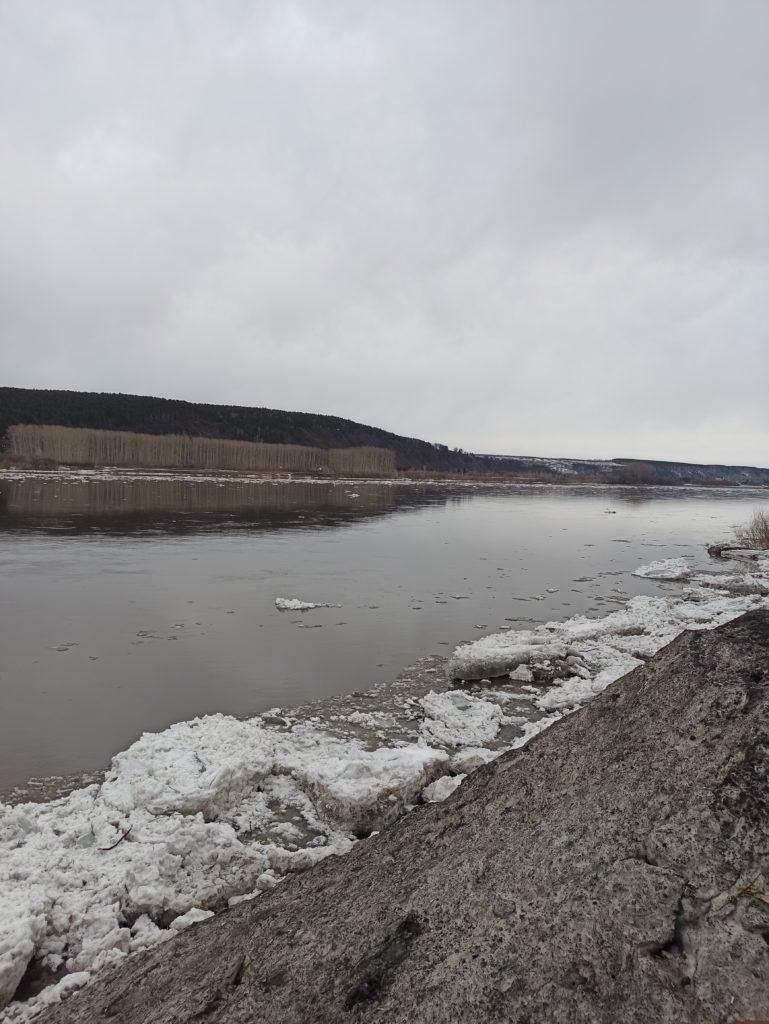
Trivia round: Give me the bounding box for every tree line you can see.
[6,425,396,477]
[0,387,458,471]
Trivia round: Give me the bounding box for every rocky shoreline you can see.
[38,610,769,1023]
[1,548,767,1022]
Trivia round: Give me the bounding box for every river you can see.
[0,469,763,791]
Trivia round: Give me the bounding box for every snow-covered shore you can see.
[1,550,768,1021]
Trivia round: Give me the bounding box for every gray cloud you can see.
[1,0,767,464]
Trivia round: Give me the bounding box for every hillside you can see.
[1,387,768,484]
[0,387,470,474]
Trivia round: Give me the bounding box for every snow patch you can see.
[419,691,503,747]
[449,748,498,772]
[0,713,452,1017]
[422,775,466,803]
[169,908,214,933]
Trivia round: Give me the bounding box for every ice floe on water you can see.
[0,715,449,1019]
[448,557,769,722]
[419,691,506,747]
[274,597,342,611]
[1,550,768,1020]
[631,557,692,580]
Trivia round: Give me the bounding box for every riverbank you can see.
[37,610,769,1023]
[3,464,769,488]
[1,546,767,1020]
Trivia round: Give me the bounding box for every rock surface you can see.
[41,611,769,1024]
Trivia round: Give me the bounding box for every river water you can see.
[0,470,764,791]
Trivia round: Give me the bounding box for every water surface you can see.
[0,471,762,790]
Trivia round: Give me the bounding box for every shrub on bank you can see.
[735,508,769,548]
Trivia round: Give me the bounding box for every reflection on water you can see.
[0,475,468,535]
[1,473,754,534]
[0,472,764,792]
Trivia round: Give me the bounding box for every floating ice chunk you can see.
[101,715,275,818]
[169,907,214,932]
[691,572,769,597]
[475,689,516,703]
[2,717,420,1011]
[448,580,769,694]
[420,691,503,747]
[422,774,466,803]
[631,558,692,580]
[275,597,341,611]
[447,637,569,681]
[283,734,449,834]
[344,710,400,730]
[707,545,764,562]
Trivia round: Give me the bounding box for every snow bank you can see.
[448,558,769,725]
[447,636,571,682]
[0,715,450,1018]
[276,727,449,835]
[422,775,466,803]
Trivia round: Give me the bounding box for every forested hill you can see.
[0,387,472,473]
[1,387,768,484]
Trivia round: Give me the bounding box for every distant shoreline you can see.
[3,387,768,485]
[2,465,768,489]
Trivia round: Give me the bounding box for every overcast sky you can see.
[1,1,767,465]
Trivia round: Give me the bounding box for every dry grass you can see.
[735,508,769,549]
[6,424,396,477]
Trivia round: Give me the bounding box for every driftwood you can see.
[97,826,132,852]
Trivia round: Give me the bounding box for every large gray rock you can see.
[42,611,769,1023]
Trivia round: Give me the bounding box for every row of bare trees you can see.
[6,425,396,477]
